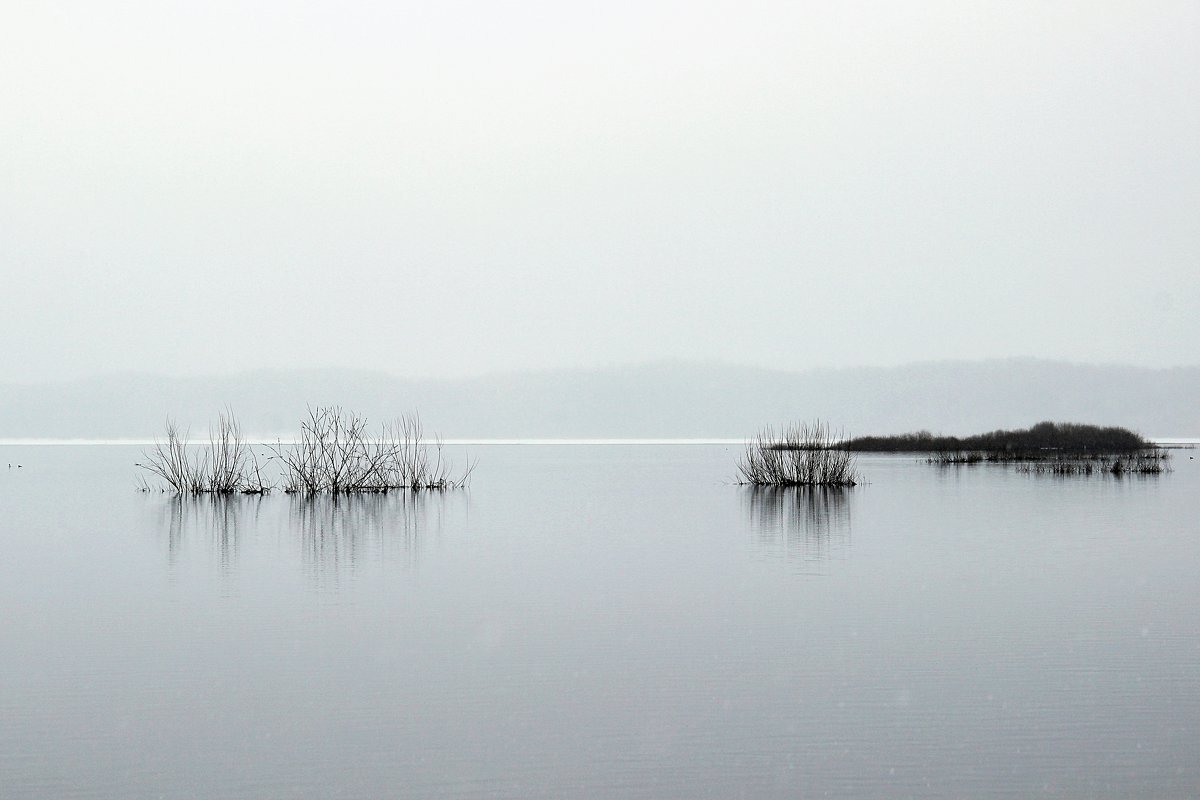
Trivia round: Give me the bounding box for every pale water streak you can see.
[1,444,1198,798]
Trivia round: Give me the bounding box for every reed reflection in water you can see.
[744,485,852,570]
[158,494,266,576]
[151,491,468,585]
[291,491,464,584]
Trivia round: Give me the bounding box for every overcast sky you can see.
[1,1,1196,383]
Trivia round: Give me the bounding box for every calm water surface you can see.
[1,444,1197,798]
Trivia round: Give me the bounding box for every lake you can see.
[1,443,1198,798]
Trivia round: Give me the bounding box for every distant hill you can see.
[1,359,1197,439]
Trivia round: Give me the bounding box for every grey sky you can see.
[2,1,1196,383]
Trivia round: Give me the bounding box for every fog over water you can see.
[2,1,1197,382]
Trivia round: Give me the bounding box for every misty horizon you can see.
[3,1,1197,384]
[5,354,1200,389]
[3,359,1198,440]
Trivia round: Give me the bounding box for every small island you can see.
[837,421,1169,475]
[839,421,1149,455]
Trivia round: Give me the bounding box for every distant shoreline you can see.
[2,438,1195,447]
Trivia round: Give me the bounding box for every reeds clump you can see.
[738,421,858,487]
[272,407,473,495]
[137,409,269,494]
[139,407,471,495]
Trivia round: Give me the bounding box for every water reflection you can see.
[149,491,467,585]
[157,494,266,577]
[291,492,462,585]
[744,486,852,570]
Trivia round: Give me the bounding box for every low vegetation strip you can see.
[1015,454,1169,476]
[837,420,1171,476]
[840,421,1151,455]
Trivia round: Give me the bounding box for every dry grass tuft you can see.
[737,421,859,487]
